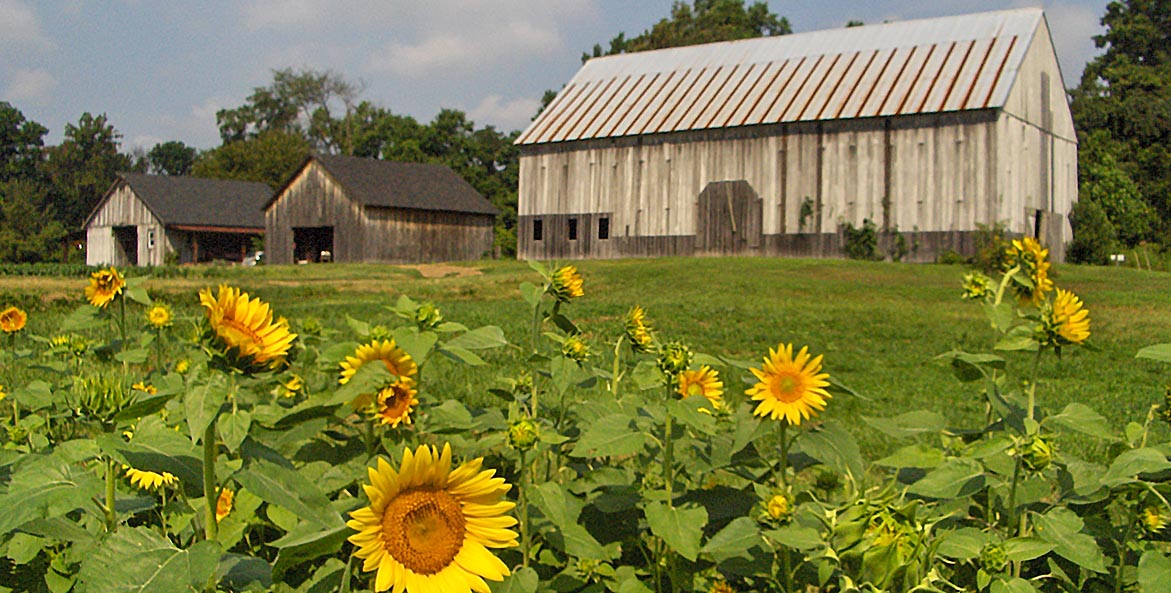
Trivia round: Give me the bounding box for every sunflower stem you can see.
[104,455,117,533]
[202,418,219,542]
[1026,349,1042,421]
[1115,499,1140,593]
[777,422,789,487]
[663,387,675,507]
[364,420,377,458]
[528,299,543,419]
[611,336,623,398]
[518,449,532,569]
[339,550,356,593]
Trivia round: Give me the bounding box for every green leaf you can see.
[519,281,542,308]
[1003,538,1053,561]
[437,345,487,366]
[12,380,53,410]
[0,454,102,534]
[1033,507,1107,573]
[701,517,761,562]
[344,314,370,338]
[61,305,103,331]
[936,528,994,560]
[115,347,151,364]
[444,326,507,350]
[763,524,823,551]
[862,411,946,439]
[940,351,1006,383]
[631,360,664,391]
[215,554,272,592]
[218,410,252,454]
[1139,550,1171,592]
[983,301,1016,333]
[96,425,203,494]
[270,524,350,580]
[873,444,945,469]
[570,414,648,458]
[667,396,718,435]
[1100,448,1171,487]
[529,482,582,526]
[556,523,611,559]
[797,421,864,481]
[990,577,1039,593]
[236,459,340,530]
[392,327,437,366]
[1137,344,1171,364]
[185,374,228,444]
[78,527,221,593]
[124,278,153,306]
[645,502,707,562]
[1045,403,1115,440]
[496,566,539,593]
[424,400,475,433]
[995,334,1040,352]
[326,362,393,407]
[907,457,985,499]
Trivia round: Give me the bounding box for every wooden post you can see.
[193,234,200,263]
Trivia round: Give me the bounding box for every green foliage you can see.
[842,218,880,260]
[973,221,1012,274]
[1079,131,1155,246]
[0,101,48,183]
[0,180,67,263]
[147,140,198,176]
[1067,197,1116,265]
[191,129,309,190]
[40,112,133,230]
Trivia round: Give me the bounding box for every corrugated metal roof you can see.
[517,8,1042,145]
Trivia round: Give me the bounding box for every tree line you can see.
[0,0,1165,264]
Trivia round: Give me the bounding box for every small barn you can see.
[516,8,1077,262]
[264,155,497,264]
[85,173,271,266]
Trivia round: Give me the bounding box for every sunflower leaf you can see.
[391,327,437,367]
[236,459,340,530]
[1139,550,1171,592]
[645,502,707,562]
[569,414,647,458]
[496,566,539,593]
[1137,344,1171,364]
[78,527,221,593]
[797,421,865,481]
[186,374,228,445]
[444,325,507,350]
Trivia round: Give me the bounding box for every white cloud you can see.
[0,0,52,52]
[468,95,541,130]
[5,68,57,105]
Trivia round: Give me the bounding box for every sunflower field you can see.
[1,243,1171,593]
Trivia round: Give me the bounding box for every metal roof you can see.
[517,8,1043,145]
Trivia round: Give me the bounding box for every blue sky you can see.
[1,1,1109,151]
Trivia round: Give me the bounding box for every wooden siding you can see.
[266,160,494,264]
[86,183,170,266]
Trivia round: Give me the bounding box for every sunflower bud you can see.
[414,302,443,330]
[507,417,540,452]
[72,375,129,421]
[624,306,656,354]
[1142,505,1170,535]
[548,265,584,303]
[960,272,993,302]
[561,334,590,363]
[513,371,533,396]
[764,491,795,524]
[175,359,191,374]
[978,542,1009,573]
[1159,385,1171,428]
[1019,435,1054,472]
[657,342,693,378]
[368,325,394,342]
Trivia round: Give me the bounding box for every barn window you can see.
[532,219,543,241]
[598,217,610,240]
[568,218,579,241]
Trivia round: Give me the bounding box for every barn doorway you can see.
[695,180,762,255]
[113,226,138,266]
[293,226,334,263]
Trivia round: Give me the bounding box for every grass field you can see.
[2,257,1169,458]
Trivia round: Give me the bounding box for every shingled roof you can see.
[272,155,497,216]
[518,8,1047,145]
[87,173,272,229]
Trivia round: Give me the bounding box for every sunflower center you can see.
[770,372,805,403]
[376,383,414,425]
[381,488,466,575]
[686,382,705,397]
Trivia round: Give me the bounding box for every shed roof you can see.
[85,173,272,230]
[277,155,497,216]
[517,8,1044,145]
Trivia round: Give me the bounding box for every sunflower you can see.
[347,443,518,593]
[216,488,234,522]
[677,366,723,407]
[199,285,297,370]
[710,581,737,593]
[624,306,655,353]
[146,302,173,328]
[1004,237,1053,305]
[746,343,831,426]
[131,382,158,395]
[373,380,419,427]
[561,334,590,362]
[961,272,993,302]
[1050,289,1090,345]
[340,340,418,385]
[125,466,178,491]
[0,306,27,333]
[85,267,125,308]
[0,384,6,402]
[277,374,304,398]
[548,265,584,302]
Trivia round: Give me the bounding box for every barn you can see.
[516,8,1077,262]
[263,155,497,264]
[84,173,271,266]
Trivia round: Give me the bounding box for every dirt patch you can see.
[405,264,484,279]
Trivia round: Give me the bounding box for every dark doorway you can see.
[695,180,763,255]
[293,226,334,263]
[113,226,138,266]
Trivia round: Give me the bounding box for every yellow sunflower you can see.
[373,380,419,427]
[347,443,518,593]
[677,366,724,407]
[131,382,158,395]
[624,306,655,353]
[340,340,418,385]
[125,466,178,491]
[216,488,234,522]
[85,267,125,308]
[0,384,6,401]
[561,334,590,362]
[746,344,831,426]
[146,302,173,328]
[549,265,584,302]
[1050,288,1090,344]
[199,285,297,370]
[0,306,27,333]
[1004,237,1053,305]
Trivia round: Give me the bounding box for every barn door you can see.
[695,180,762,255]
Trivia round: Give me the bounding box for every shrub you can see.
[1068,198,1116,265]
[842,218,880,260]
[972,221,1011,273]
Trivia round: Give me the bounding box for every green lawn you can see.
[2,257,1169,458]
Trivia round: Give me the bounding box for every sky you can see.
[1,0,1110,152]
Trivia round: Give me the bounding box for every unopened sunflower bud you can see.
[561,334,590,362]
[1159,385,1171,428]
[548,265,584,303]
[624,306,656,353]
[507,417,540,452]
[765,491,794,524]
[979,542,1009,573]
[414,303,443,330]
[368,325,394,342]
[1142,506,1170,535]
[961,272,993,302]
[1020,435,1054,472]
[657,342,693,377]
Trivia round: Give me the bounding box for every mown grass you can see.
[2,257,1169,459]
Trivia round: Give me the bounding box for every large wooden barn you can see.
[516,8,1077,262]
[264,155,497,264]
[85,173,271,266]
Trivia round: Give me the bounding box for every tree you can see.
[1070,0,1171,237]
[0,101,48,183]
[192,129,309,190]
[1078,131,1154,247]
[582,0,791,61]
[0,179,66,262]
[41,113,132,230]
[148,141,197,176]
[1067,196,1116,265]
[216,68,362,154]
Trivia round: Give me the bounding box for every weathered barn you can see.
[516,8,1077,262]
[85,173,271,266]
[264,155,497,264]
